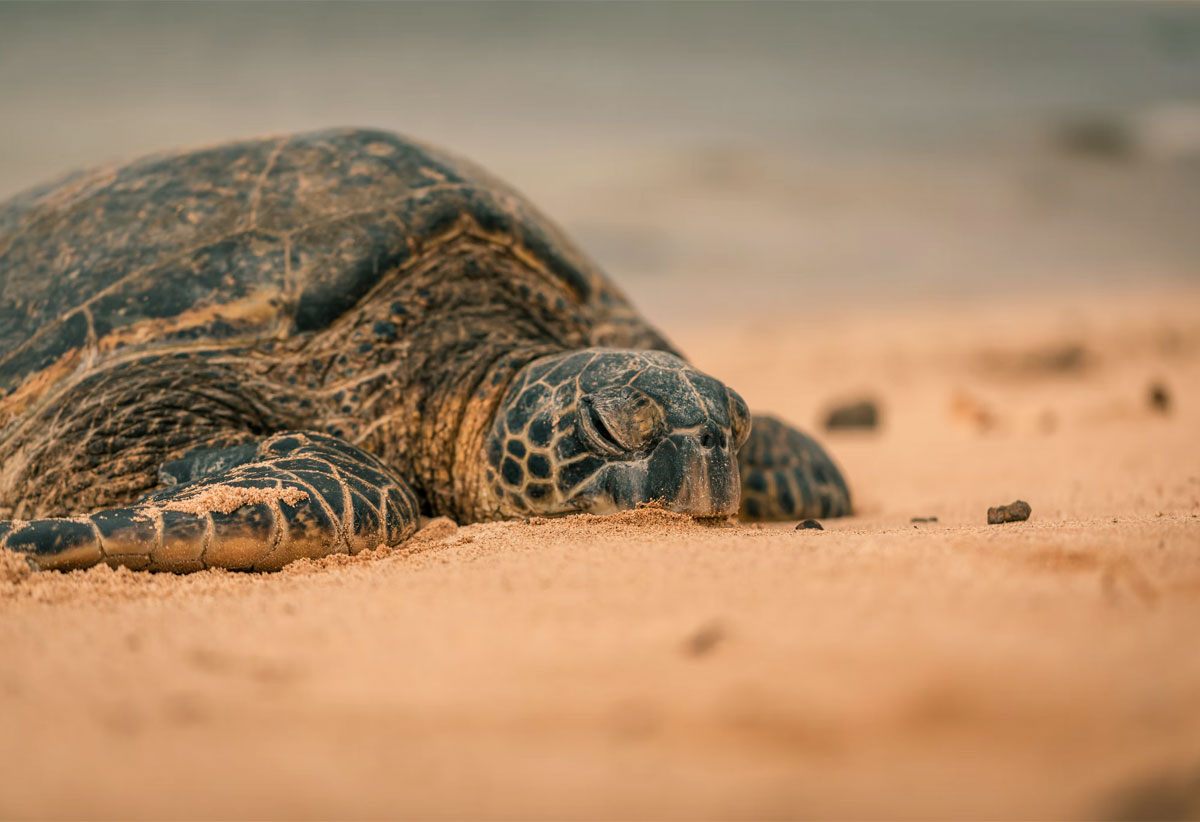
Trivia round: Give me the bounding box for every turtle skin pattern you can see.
[737,415,852,521]
[483,348,751,518]
[1,432,418,572]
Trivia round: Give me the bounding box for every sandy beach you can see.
[2,289,1198,819]
[3,4,1200,817]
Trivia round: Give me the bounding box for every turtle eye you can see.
[578,387,664,456]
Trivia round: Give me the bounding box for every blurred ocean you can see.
[2,2,1198,322]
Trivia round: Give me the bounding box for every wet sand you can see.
[2,290,1198,819]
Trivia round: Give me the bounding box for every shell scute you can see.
[291,211,411,333]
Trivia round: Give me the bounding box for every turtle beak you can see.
[579,425,741,518]
[643,429,740,517]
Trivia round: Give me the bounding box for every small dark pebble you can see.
[987,500,1031,525]
[1054,115,1136,161]
[1031,343,1088,373]
[1149,382,1171,414]
[1099,763,1200,821]
[796,519,824,530]
[911,516,939,523]
[823,399,879,431]
[683,621,726,657]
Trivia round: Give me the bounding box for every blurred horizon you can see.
[2,1,1198,324]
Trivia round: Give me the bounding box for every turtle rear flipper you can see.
[0,431,419,572]
[737,415,852,521]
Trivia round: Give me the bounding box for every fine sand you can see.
[4,6,1200,817]
[2,289,1198,819]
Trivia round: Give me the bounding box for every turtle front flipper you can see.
[0,432,419,572]
[737,415,852,521]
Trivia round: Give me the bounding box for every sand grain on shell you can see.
[160,484,308,516]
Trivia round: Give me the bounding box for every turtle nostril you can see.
[699,424,726,450]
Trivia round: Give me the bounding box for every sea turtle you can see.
[0,128,850,572]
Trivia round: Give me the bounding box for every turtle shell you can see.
[0,128,631,399]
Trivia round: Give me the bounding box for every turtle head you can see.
[483,349,751,518]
